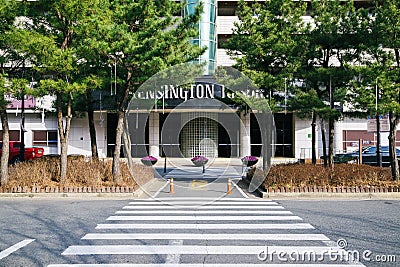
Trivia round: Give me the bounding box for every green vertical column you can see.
[184,0,217,74]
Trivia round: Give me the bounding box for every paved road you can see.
[0,198,127,267]
[278,200,400,267]
[0,176,398,266]
[40,197,362,266]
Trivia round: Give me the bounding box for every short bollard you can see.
[227,178,232,194]
[169,178,175,194]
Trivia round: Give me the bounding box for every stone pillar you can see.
[148,112,160,157]
[240,112,251,157]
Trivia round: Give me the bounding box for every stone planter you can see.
[192,160,208,167]
[243,159,258,167]
[141,159,158,166]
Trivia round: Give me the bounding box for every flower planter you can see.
[141,159,157,166]
[141,156,158,166]
[243,159,258,167]
[191,156,209,173]
[241,156,258,167]
[192,160,208,167]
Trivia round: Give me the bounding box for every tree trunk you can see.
[0,108,10,186]
[388,111,399,181]
[311,111,317,165]
[328,117,335,170]
[112,72,131,184]
[87,90,98,159]
[112,110,125,184]
[57,92,72,184]
[321,119,327,167]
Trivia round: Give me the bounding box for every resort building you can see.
[1,0,396,161]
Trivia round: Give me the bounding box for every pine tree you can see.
[84,0,204,183]
[21,0,105,183]
[0,0,22,186]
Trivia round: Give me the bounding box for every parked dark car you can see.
[334,146,400,166]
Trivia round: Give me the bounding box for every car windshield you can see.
[364,147,376,154]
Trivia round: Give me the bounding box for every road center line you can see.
[0,239,35,260]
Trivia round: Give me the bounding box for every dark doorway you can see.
[107,112,149,157]
[250,113,262,156]
[107,113,118,157]
[250,113,294,157]
[218,123,231,157]
[274,113,293,157]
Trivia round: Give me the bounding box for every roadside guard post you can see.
[169,178,174,194]
[227,178,232,194]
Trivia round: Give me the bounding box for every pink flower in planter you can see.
[191,156,208,162]
[241,156,258,162]
[141,156,158,161]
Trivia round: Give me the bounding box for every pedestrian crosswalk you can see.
[48,198,365,266]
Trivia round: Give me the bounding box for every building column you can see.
[334,120,343,154]
[148,112,160,157]
[240,112,251,157]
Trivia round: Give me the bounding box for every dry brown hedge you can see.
[4,155,154,190]
[248,163,400,190]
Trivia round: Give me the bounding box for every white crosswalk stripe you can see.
[82,233,330,241]
[48,198,365,266]
[106,215,303,220]
[95,223,315,230]
[48,265,365,267]
[122,205,283,209]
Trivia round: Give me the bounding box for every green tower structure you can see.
[184,0,217,74]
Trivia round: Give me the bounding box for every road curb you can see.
[261,192,400,199]
[240,177,400,199]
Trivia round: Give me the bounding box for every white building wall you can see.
[341,116,390,150]
[67,112,108,158]
[217,49,236,66]
[295,116,397,160]
[216,16,238,34]
[294,116,313,159]
[1,111,108,158]
[3,111,59,155]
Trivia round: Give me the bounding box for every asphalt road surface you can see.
[0,197,398,267]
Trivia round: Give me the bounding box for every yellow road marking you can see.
[190,180,208,190]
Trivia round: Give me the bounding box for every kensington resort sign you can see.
[132,83,265,101]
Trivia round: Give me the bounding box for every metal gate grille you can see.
[180,112,218,158]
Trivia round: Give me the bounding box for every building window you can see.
[0,130,20,141]
[33,130,58,147]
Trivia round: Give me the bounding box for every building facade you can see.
[2,0,399,160]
